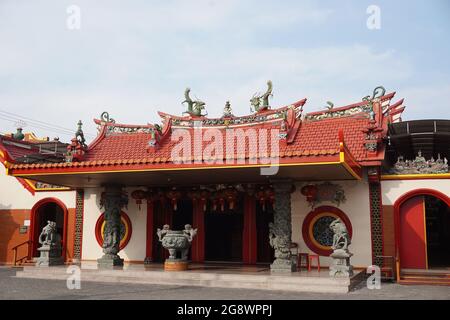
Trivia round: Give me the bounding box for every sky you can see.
[0,0,449,141]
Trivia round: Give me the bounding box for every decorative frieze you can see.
[300,182,346,208]
[389,151,448,175]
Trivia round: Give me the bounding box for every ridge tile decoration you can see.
[5,86,406,173]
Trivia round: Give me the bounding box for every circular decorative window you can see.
[95,211,132,250]
[302,206,352,256]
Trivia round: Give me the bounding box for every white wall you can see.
[381,179,450,205]
[81,187,147,262]
[291,180,373,268]
[0,164,76,210]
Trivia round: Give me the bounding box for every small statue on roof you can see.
[222,100,234,118]
[363,86,386,102]
[75,120,87,149]
[182,88,207,117]
[325,101,334,110]
[250,80,273,113]
[100,112,115,123]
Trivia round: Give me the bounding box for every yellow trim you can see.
[23,179,70,192]
[0,150,4,158]
[423,199,428,270]
[13,161,343,176]
[308,212,340,251]
[339,143,345,162]
[338,142,362,180]
[341,162,361,180]
[12,148,362,180]
[381,173,450,180]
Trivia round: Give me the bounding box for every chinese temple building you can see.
[1,84,449,284]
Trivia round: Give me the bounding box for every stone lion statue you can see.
[330,218,351,251]
[38,221,61,247]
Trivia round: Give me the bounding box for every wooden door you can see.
[400,196,428,269]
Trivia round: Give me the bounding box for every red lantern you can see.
[166,188,182,211]
[223,188,238,210]
[131,190,146,210]
[301,184,318,203]
[200,190,210,212]
[265,188,275,206]
[256,187,267,211]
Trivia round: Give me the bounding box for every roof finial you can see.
[250,80,273,113]
[12,127,25,141]
[75,120,87,148]
[182,88,207,117]
[222,100,234,118]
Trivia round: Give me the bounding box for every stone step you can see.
[16,266,363,293]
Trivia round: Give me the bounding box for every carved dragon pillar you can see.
[97,185,128,268]
[269,180,296,272]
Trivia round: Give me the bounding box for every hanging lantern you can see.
[199,190,210,212]
[166,188,182,211]
[301,184,318,203]
[131,190,146,210]
[224,187,238,210]
[256,188,267,211]
[265,188,275,206]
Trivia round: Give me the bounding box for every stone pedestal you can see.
[36,245,64,267]
[164,259,188,271]
[329,249,353,278]
[97,253,124,269]
[269,180,296,273]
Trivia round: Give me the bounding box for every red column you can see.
[145,200,154,263]
[191,200,205,262]
[242,195,257,264]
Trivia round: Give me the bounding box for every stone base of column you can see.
[270,258,296,273]
[97,254,124,269]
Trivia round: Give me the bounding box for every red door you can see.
[399,196,428,269]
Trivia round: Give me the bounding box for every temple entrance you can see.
[425,196,450,268]
[256,202,274,263]
[399,194,450,270]
[205,208,243,262]
[30,199,66,259]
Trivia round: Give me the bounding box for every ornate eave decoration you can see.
[301,182,346,208]
[389,152,449,175]
[305,86,386,122]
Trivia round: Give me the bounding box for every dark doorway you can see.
[256,202,274,263]
[32,201,65,257]
[205,206,243,262]
[425,195,450,268]
[172,198,193,230]
[152,198,193,262]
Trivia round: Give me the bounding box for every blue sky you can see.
[0,0,449,140]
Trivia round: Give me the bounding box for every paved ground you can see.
[1,267,449,300]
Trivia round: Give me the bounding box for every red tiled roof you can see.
[8,93,406,171]
[0,136,39,161]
